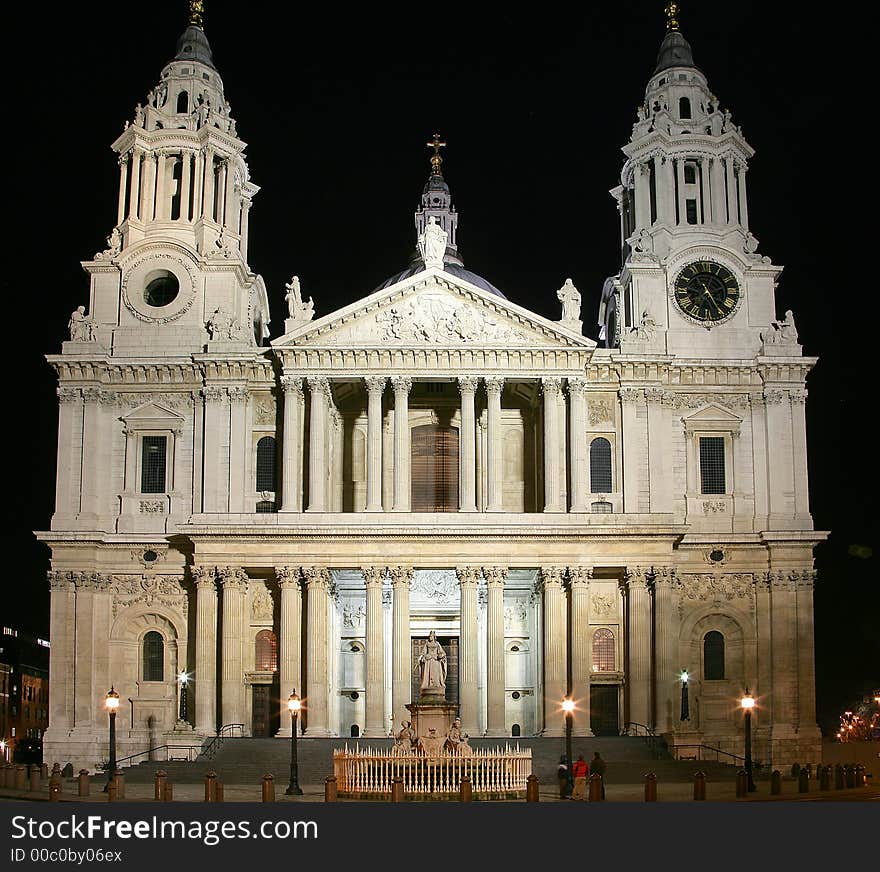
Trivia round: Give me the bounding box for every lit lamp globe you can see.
[105,687,120,711]
[562,699,575,715]
[741,691,755,711]
[288,692,301,715]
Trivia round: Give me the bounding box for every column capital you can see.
[274,566,302,588]
[482,566,507,587]
[619,387,644,404]
[647,566,677,590]
[202,385,226,403]
[485,376,504,395]
[191,566,217,589]
[47,570,76,592]
[361,566,386,588]
[458,376,479,393]
[391,375,412,394]
[306,376,331,398]
[388,565,414,587]
[301,566,331,589]
[567,377,588,397]
[624,566,650,588]
[540,566,566,587]
[280,375,303,397]
[217,566,248,589]
[568,566,594,585]
[541,376,562,395]
[645,387,666,404]
[455,566,481,587]
[365,376,387,395]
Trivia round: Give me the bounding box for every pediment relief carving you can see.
[122,401,186,425]
[681,403,742,424]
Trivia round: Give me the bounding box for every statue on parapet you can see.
[761,309,798,346]
[557,278,581,323]
[418,217,447,270]
[284,275,315,329]
[67,305,94,342]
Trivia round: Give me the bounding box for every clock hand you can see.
[700,282,722,314]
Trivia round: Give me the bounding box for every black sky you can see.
[2,2,874,734]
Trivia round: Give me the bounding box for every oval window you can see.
[143,271,180,307]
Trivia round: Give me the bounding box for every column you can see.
[725,156,738,226]
[675,157,687,225]
[330,409,343,511]
[219,567,246,730]
[737,162,750,230]
[155,151,167,220]
[53,387,81,522]
[655,153,673,224]
[458,377,478,512]
[275,567,302,737]
[646,387,671,512]
[764,389,794,522]
[484,566,507,736]
[228,386,248,512]
[128,149,142,220]
[362,567,386,736]
[390,566,413,730]
[709,157,726,225]
[790,390,810,521]
[627,567,652,730]
[698,157,710,223]
[769,571,798,740]
[485,377,504,512]
[568,378,588,513]
[569,567,593,736]
[302,566,331,736]
[240,201,251,260]
[191,147,203,222]
[201,386,227,512]
[391,376,412,512]
[280,376,304,512]
[224,159,238,229]
[116,153,129,225]
[201,148,215,221]
[540,567,567,735]
[73,576,95,727]
[365,377,386,512]
[307,377,329,512]
[634,161,651,229]
[180,150,192,221]
[620,387,644,513]
[795,571,818,736]
[542,377,563,512]
[651,568,679,734]
[456,567,480,735]
[217,160,227,224]
[47,573,76,732]
[193,567,218,734]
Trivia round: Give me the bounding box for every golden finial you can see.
[426,133,447,177]
[665,2,680,32]
[189,0,205,28]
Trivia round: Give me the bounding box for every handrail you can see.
[623,722,656,737]
[197,723,245,761]
[623,722,669,759]
[672,743,747,765]
[104,744,202,769]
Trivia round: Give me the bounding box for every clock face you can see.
[673,260,740,324]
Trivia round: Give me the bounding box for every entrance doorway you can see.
[251,684,279,737]
[411,635,459,704]
[590,685,620,736]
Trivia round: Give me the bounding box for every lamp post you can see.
[103,686,119,792]
[562,698,575,772]
[741,688,756,792]
[177,671,188,722]
[679,670,690,722]
[285,690,303,796]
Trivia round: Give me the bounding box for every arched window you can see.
[592,628,615,672]
[411,425,459,511]
[590,438,613,493]
[142,631,164,681]
[256,436,277,492]
[703,631,725,680]
[679,96,692,119]
[255,630,277,672]
[511,723,521,737]
[176,90,189,113]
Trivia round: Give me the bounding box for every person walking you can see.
[591,751,606,799]
[571,754,589,801]
[557,755,571,799]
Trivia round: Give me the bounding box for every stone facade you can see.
[37,12,824,772]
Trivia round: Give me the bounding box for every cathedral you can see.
[38,2,824,773]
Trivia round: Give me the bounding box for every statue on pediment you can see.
[419,217,447,269]
[558,278,581,323]
[284,275,315,328]
[67,305,94,342]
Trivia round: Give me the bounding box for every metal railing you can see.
[107,744,202,770]
[623,722,669,759]
[672,744,747,766]
[197,724,245,761]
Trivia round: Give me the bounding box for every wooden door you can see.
[590,685,620,736]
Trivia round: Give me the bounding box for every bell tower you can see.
[599,3,789,360]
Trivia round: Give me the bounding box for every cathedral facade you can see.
[38,5,824,772]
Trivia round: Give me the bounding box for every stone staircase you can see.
[121,735,741,787]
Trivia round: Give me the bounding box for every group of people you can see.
[557,752,606,801]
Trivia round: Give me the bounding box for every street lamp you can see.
[285,690,303,796]
[562,698,575,773]
[741,689,756,792]
[103,686,120,792]
[0,739,7,762]
[177,671,188,722]
[680,670,690,721]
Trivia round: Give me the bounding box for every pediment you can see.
[122,402,185,427]
[271,268,596,351]
[682,403,742,424]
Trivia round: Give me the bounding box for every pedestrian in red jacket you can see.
[571,754,590,800]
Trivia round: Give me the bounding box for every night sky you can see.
[3,2,874,735]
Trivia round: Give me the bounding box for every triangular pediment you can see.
[682,403,743,424]
[122,402,185,425]
[271,268,596,351]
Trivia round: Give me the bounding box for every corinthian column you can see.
[569,566,593,736]
[306,377,330,511]
[458,377,478,512]
[568,378,588,513]
[302,566,331,736]
[456,567,480,734]
[483,566,507,736]
[275,567,302,737]
[541,377,564,512]
[485,377,504,512]
[362,566,386,737]
[218,567,247,731]
[390,566,413,730]
[193,567,218,735]
[391,376,412,512]
[280,376,304,512]
[627,567,652,730]
[364,377,386,512]
[541,567,568,735]
[651,567,679,734]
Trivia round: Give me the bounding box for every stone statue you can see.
[155,82,167,108]
[134,103,145,126]
[762,309,799,346]
[444,717,463,755]
[67,305,93,342]
[417,630,447,697]
[557,278,581,323]
[632,310,658,341]
[418,217,447,269]
[394,720,417,753]
[206,307,241,341]
[284,275,315,327]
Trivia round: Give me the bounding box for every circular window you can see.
[143,550,158,563]
[512,691,521,700]
[143,271,180,307]
[511,645,520,652]
[709,549,725,563]
[350,691,359,701]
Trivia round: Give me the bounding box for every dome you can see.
[375,262,506,298]
[654,29,696,73]
[174,25,216,69]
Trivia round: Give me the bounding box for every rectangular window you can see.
[686,199,698,224]
[684,163,697,184]
[141,436,168,493]
[699,437,726,494]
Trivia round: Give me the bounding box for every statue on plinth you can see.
[417,630,447,698]
[393,720,417,754]
[418,217,447,270]
[444,717,464,755]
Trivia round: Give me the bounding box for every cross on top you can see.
[427,133,446,175]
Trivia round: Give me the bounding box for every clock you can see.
[673,260,740,324]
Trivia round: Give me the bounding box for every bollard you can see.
[107,781,118,802]
[834,764,845,790]
[204,770,217,802]
[526,773,539,802]
[78,770,90,797]
[216,780,224,803]
[855,764,866,787]
[154,770,167,802]
[14,765,27,791]
[459,775,472,803]
[262,774,275,803]
[324,775,338,803]
[798,769,809,793]
[49,778,61,802]
[29,766,41,793]
[644,772,657,802]
[391,776,404,803]
[113,770,125,800]
[770,770,781,795]
[164,782,173,801]
[736,770,748,798]
[844,764,855,789]
[693,771,706,801]
[40,763,48,780]
[62,763,74,779]
[589,773,604,802]
[51,762,61,777]
[819,765,830,791]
